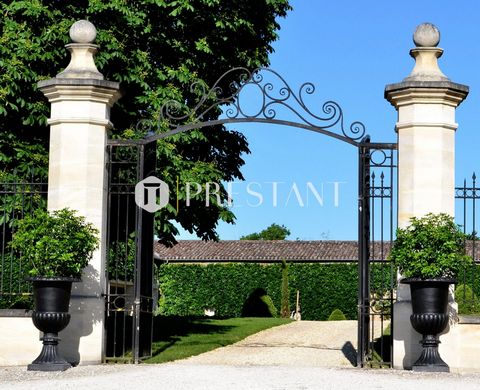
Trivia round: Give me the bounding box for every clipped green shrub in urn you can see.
[11,208,98,371]
[389,213,472,372]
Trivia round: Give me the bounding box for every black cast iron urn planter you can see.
[401,277,454,372]
[27,277,79,371]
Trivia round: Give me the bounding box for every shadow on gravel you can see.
[150,316,235,360]
[146,316,290,363]
[152,316,234,342]
[372,333,392,365]
[341,341,357,367]
[340,334,392,368]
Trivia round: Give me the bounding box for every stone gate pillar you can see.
[37,20,120,364]
[385,23,468,369]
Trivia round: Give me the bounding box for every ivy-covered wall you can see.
[158,262,395,321]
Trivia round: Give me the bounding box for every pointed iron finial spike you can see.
[380,172,385,180]
[371,172,376,180]
[473,172,476,181]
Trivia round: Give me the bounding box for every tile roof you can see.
[154,240,480,263]
[154,240,393,262]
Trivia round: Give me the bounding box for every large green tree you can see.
[240,223,291,240]
[0,0,291,245]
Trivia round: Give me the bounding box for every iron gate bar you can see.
[104,141,156,363]
[357,140,397,367]
[370,146,396,367]
[142,118,361,146]
[357,136,371,367]
[104,143,137,362]
[133,141,156,363]
[455,174,480,321]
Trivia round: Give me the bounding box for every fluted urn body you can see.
[402,278,453,372]
[27,277,78,371]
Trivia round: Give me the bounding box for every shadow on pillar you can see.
[58,265,103,365]
[395,295,457,369]
[393,301,422,369]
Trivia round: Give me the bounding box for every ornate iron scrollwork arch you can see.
[134,67,367,146]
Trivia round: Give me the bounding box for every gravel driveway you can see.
[178,320,359,367]
[2,320,480,390]
[3,364,480,390]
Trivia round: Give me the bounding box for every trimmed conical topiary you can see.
[328,308,347,321]
[260,294,278,318]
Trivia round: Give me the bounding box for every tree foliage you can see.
[0,0,291,245]
[240,223,291,240]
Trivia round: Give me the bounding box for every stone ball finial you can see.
[69,20,97,44]
[413,23,440,47]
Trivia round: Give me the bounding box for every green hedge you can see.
[158,262,395,321]
[455,284,480,315]
[457,264,480,300]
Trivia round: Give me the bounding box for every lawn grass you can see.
[145,316,291,364]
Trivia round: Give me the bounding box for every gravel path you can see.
[178,320,359,367]
[2,320,480,389]
[3,364,480,390]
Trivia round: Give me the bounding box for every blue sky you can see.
[177,0,480,241]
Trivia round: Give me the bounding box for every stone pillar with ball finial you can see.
[37,20,121,365]
[385,23,468,370]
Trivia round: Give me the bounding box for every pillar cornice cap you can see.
[385,80,468,93]
[38,77,120,90]
[385,81,468,108]
[37,78,121,106]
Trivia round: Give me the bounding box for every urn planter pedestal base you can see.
[28,331,71,371]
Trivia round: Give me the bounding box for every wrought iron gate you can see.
[357,138,397,367]
[102,67,397,366]
[455,174,480,318]
[104,140,156,363]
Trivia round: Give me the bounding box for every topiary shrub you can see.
[328,308,347,321]
[242,288,278,318]
[455,284,480,315]
[389,213,472,279]
[260,294,278,318]
[10,208,99,278]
